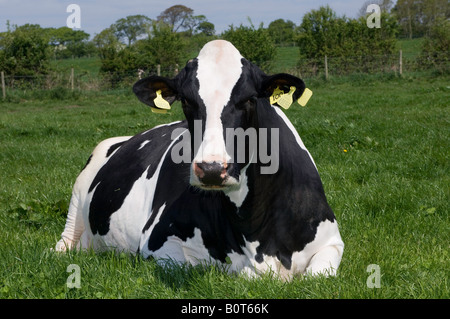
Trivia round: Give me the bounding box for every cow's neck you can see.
[227,104,313,237]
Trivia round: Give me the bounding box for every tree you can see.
[157,5,194,32]
[267,19,296,45]
[0,24,51,76]
[47,27,89,46]
[112,15,151,46]
[97,20,186,85]
[358,0,394,17]
[420,0,450,35]
[297,6,398,59]
[222,22,276,72]
[139,21,186,73]
[296,6,342,59]
[93,27,123,59]
[416,17,449,73]
[296,6,398,75]
[393,0,422,38]
[183,15,215,36]
[197,21,215,36]
[393,0,449,38]
[47,27,92,58]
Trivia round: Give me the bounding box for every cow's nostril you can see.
[225,162,234,177]
[194,162,205,178]
[195,162,227,186]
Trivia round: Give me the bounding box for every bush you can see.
[296,6,399,75]
[222,23,276,72]
[0,24,52,76]
[137,21,186,76]
[416,18,450,74]
[98,21,185,87]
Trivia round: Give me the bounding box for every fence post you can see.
[1,71,5,100]
[324,55,329,80]
[70,67,74,90]
[157,64,161,76]
[399,50,403,75]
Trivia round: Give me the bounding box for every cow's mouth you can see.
[199,184,226,190]
[191,174,239,191]
[190,161,239,190]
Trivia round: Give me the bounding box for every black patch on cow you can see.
[106,141,127,157]
[147,186,246,263]
[235,99,335,270]
[141,135,246,262]
[88,121,188,235]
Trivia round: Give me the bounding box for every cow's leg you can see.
[142,236,187,267]
[305,244,343,276]
[55,190,85,252]
[302,219,344,277]
[55,136,132,252]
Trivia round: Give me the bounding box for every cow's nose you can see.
[194,161,230,186]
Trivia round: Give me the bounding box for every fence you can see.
[1,50,448,99]
[275,50,449,79]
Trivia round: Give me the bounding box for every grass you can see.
[0,69,449,299]
[396,38,425,60]
[273,47,300,73]
[51,56,102,77]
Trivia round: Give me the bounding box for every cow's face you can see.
[133,40,305,191]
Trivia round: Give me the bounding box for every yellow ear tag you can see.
[297,88,313,107]
[276,86,296,110]
[270,86,284,105]
[153,89,171,110]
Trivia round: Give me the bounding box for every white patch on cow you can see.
[223,162,251,207]
[148,228,221,267]
[194,40,243,164]
[272,106,317,170]
[104,166,154,252]
[138,140,151,150]
[226,239,259,275]
[151,234,186,265]
[225,239,288,279]
[182,228,214,265]
[225,220,343,280]
[291,219,344,277]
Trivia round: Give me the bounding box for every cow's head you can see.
[133,40,305,190]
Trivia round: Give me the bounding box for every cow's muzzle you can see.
[192,161,234,189]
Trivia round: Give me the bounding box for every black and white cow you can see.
[55,40,344,279]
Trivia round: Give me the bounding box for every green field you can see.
[0,60,449,298]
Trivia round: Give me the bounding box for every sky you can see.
[0,0,382,37]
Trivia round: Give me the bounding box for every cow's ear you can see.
[260,74,307,108]
[133,76,178,111]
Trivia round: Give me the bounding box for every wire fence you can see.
[0,65,178,93]
[278,50,449,79]
[1,50,448,99]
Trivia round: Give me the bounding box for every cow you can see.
[55,40,344,280]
